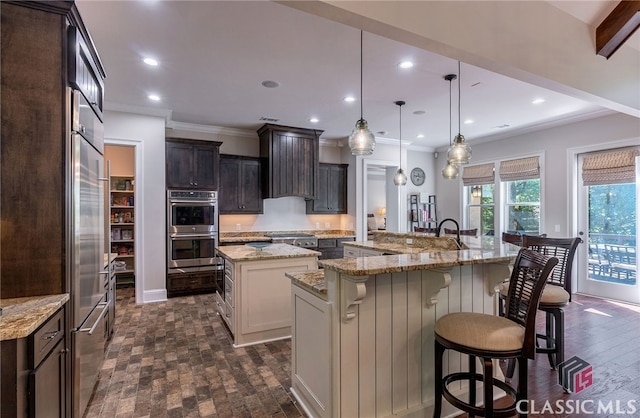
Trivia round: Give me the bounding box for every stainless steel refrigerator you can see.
[69,88,108,417]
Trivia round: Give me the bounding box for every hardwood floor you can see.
[85,288,640,418]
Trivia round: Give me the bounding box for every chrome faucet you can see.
[436,218,462,249]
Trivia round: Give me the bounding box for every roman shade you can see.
[499,156,540,181]
[582,148,640,186]
[462,163,495,186]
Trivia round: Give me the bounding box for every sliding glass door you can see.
[577,149,639,304]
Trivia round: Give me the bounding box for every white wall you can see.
[434,112,640,236]
[105,111,166,303]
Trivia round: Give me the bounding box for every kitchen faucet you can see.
[435,218,462,249]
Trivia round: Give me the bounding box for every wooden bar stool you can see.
[433,249,558,418]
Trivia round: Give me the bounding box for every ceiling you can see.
[76,0,634,151]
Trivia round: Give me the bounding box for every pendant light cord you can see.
[449,76,452,146]
[360,30,363,120]
[457,60,461,135]
[399,103,402,165]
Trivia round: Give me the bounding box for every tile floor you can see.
[84,288,305,418]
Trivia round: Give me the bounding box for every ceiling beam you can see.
[596,0,640,59]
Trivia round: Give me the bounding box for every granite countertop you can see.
[319,247,519,276]
[286,270,327,301]
[0,294,69,341]
[217,243,321,262]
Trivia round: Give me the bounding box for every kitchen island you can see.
[216,243,320,347]
[288,242,520,418]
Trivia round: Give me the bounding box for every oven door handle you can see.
[169,201,215,206]
[170,233,217,239]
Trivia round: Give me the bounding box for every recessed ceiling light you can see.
[309,117,319,123]
[416,134,425,139]
[532,98,545,104]
[464,119,474,124]
[413,110,426,115]
[143,57,159,66]
[261,80,280,88]
[398,61,414,69]
[344,96,356,103]
[148,94,161,101]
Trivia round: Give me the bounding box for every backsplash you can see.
[219,196,352,232]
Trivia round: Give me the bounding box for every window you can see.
[467,184,495,236]
[504,178,540,234]
[500,156,541,234]
[462,163,495,236]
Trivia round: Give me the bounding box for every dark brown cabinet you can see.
[258,124,322,199]
[317,237,355,259]
[219,155,263,214]
[167,270,219,298]
[1,305,67,418]
[306,163,348,214]
[166,138,222,190]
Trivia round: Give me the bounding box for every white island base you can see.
[290,257,513,418]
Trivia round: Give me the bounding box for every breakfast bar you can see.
[288,243,520,418]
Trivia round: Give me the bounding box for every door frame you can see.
[105,138,145,304]
[568,138,639,304]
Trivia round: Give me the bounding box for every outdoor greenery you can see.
[589,183,637,245]
[506,179,540,233]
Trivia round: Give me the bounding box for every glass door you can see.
[577,151,639,304]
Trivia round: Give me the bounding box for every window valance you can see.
[462,163,495,186]
[499,156,540,181]
[582,148,639,185]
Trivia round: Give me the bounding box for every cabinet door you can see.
[166,141,194,188]
[240,159,263,213]
[30,338,66,418]
[270,131,317,198]
[307,164,347,214]
[219,157,242,213]
[328,164,347,213]
[193,143,219,190]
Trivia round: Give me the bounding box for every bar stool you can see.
[498,235,581,378]
[433,249,558,418]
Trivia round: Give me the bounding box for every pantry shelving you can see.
[110,175,135,287]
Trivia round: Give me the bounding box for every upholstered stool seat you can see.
[499,282,569,305]
[435,313,525,352]
[433,249,559,418]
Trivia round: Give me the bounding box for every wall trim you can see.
[143,289,168,304]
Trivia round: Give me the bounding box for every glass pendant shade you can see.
[447,133,472,165]
[394,168,407,186]
[442,161,459,179]
[349,119,376,155]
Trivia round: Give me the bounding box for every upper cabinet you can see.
[166,138,222,190]
[306,163,348,214]
[1,1,105,298]
[219,155,263,214]
[258,124,322,199]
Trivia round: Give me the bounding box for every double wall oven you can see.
[167,190,220,273]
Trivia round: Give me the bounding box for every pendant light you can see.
[447,61,472,165]
[348,30,375,156]
[393,100,407,186]
[442,74,459,179]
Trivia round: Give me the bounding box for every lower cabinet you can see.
[167,270,218,298]
[1,305,67,418]
[220,256,318,347]
[317,237,355,259]
[343,244,383,258]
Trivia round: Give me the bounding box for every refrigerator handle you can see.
[75,300,109,335]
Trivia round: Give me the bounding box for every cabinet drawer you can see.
[31,308,65,367]
[224,300,234,333]
[343,247,359,258]
[317,239,336,248]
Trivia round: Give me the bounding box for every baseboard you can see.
[143,288,167,303]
